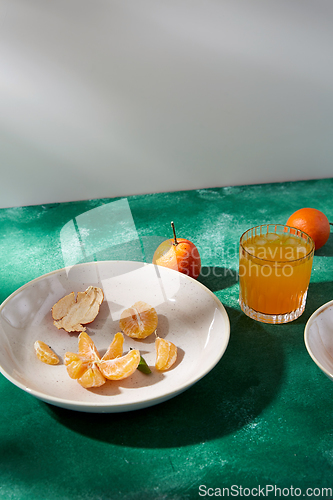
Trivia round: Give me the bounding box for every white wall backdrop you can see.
[1,0,333,208]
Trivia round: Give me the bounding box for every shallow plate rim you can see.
[304,299,333,379]
[0,261,230,412]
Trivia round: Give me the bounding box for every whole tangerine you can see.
[286,208,331,250]
[153,222,201,279]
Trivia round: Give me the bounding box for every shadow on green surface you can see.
[198,266,238,292]
[45,305,285,448]
[291,280,333,326]
[314,232,333,257]
[44,269,332,450]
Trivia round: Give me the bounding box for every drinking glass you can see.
[239,224,315,324]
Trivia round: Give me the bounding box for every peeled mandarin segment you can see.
[78,331,101,361]
[64,351,80,366]
[34,341,59,365]
[155,337,177,371]
[99,349,141,380]
[101,332,124,361]
[66,360,87,380]
[64,353,87,379]
[78,365,106,388]
[119,301,158,339]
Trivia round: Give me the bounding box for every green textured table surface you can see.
[1,178,333,500]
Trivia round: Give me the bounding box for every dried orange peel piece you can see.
[52,286,104,333]
[119,301,158,339]
[155,337,177,371]
[34,340,60,365]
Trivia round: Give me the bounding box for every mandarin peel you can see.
[52,286,104,333]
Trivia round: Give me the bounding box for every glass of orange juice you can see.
[239,224,315,324]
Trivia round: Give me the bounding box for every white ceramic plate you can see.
[304,300,333,380]
[0,261,230,412]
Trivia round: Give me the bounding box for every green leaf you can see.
[137,355,151,374]
[130,348,151,374]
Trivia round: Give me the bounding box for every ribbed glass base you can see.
[239,295,306,324]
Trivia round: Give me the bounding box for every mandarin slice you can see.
[34,340,60,365]
[64,332,141,388]
[119,301,158,339]
[78,331,101,361]
[99,349,140,380]
[78,365,106,388]
[101,332,124,361]
[65,332,105,387]
[64,351,80,366]
[155,337,177,371]
[64,352,87,379]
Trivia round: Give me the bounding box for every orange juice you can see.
[239,225,314,323]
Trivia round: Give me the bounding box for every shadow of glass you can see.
[44,306,284,448]
[198,266,238,292]
[292,280,333,325]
